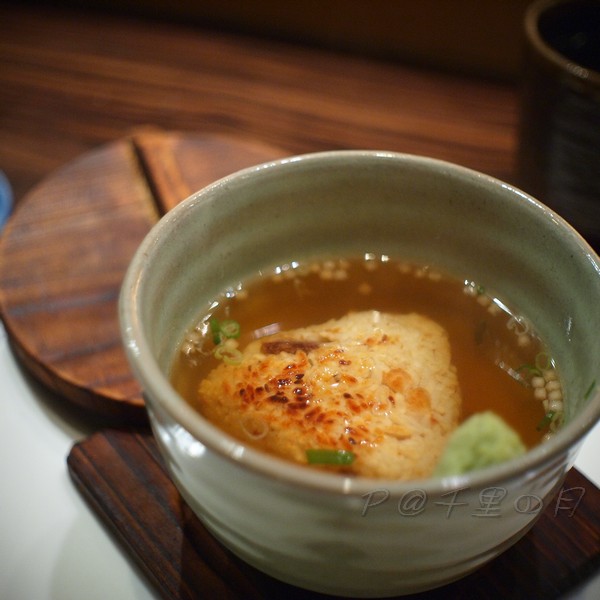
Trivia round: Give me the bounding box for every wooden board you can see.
[68,429,600,600]
[0,130,286,423]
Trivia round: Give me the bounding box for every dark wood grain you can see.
[131,128,287,216]
[12,0,532,79]
[0,2,519,425]
[68,429,600,600]
[0,3,518,207]
[0,130,285,422]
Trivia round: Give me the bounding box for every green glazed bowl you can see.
[120,151,600,597]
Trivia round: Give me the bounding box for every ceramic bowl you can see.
[119,151,600,597]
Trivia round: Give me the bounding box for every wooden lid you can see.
[0,129,285,423]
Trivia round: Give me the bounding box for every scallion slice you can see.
[536,410,556,431]
[306,448,356,466]
[214,345,243,365]
[516,363,542,378]
[209,317,222,345]
[209,317,241,345]
[220,319,241,339]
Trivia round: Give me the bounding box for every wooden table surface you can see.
[1,1,519,422]
[3,5,600,600]
[0,3,518,206]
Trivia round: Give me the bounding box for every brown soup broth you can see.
[171,256,563,448]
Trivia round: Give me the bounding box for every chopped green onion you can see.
[536,410,556,431]
[306,448,356,466]
[209,318,222,345]
[209,317,241,344]
[516,363,542,378]
[214,345,243,365]
[516,353,554,381]
[220,319,241,339]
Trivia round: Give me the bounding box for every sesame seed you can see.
[549,398,563,412]
[477,294,491,307]
[548,390,563,403]
[545,380,561,392]
[531,376,546,389]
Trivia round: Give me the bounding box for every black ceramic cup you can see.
[517,0,600,252]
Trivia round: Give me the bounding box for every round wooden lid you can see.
[0,130,285,423]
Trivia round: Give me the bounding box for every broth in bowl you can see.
[171,254,563,479]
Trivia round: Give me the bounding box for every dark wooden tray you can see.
[68,429,600,600]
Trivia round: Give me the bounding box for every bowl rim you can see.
[120,149,600,497]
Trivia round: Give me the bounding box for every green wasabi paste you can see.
[434,411,527,477]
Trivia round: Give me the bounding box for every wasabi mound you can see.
[434,411,526,476]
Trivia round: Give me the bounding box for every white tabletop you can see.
[1,319,599,599]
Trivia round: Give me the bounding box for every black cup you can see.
[517,0,600,252]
